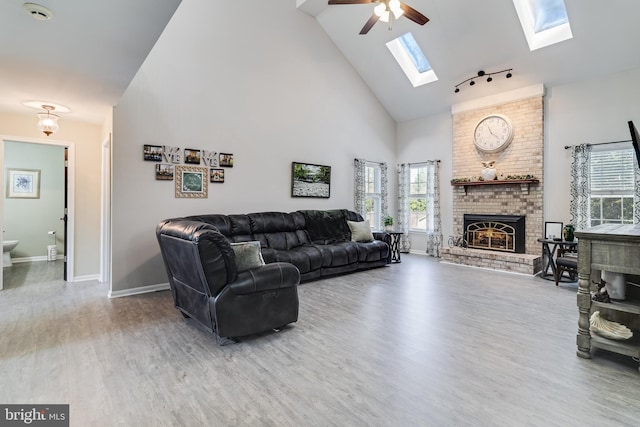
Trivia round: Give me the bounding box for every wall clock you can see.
[473,114,514,153]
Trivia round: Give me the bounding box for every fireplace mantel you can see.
[451,179,539,195]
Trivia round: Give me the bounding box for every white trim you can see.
[100,134,112,285]
[11,256,64,263]
[108,282,170,298]
[451,84,545,115]
[408,249,428,256]
[0,135,76,286]
[74,274,100,282]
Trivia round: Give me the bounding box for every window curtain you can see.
[397,163,411,252]
[569,144,592,230]
[425,160,442,258]
[380,162,388,220]
[354,158,366,218]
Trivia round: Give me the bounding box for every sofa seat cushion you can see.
[353,240,389,263]
[314,242,358,267]
[261,245,322,274]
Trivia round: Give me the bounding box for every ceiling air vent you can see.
[23,3,54,21]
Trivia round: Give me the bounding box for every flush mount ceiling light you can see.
[37,105,59,136]
[23,3,54,21]
[454,69,513,93]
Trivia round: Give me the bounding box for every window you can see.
[589,148,636,226]
[365,162,381,229]
[409,164,435,231]
[513,0,572,51]
[386,32,437,87]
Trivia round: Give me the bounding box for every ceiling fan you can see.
[328,0,429,35]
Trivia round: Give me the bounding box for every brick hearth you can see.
[447,93,544,275]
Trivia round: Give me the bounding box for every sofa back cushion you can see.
[248,212,310,250]
[300,209,351,244]
[184,214,254,242]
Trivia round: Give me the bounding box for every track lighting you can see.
[454,69,513,93]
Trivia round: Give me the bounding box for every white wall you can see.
[545,67,640,226]
[111,0,397,293]
[396,112,453,252]
[0,112,103,278]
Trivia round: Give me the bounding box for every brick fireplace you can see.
[442,91,544,275]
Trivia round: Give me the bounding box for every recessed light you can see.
[23,3,54,21]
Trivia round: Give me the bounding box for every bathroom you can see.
[3,140,65,277]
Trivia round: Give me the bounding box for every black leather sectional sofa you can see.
[156,209,390,343]
[173,209,391,282]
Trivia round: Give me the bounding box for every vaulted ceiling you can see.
[1,0,640,125]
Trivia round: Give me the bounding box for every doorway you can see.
[0,136,75,290]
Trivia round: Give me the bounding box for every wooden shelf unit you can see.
[451,179,539,194]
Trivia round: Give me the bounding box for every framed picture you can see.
[184,149,202,165]
[175,166,208,198]
[155,164,174,181]
[143,144,163,161]
[291,161,331,198]
[219,153,234,167]
[210,168,225,183]
[544,221,563,240]
[7,168,41,199]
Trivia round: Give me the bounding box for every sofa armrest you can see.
[373,231,391,245]
[228,262,300,295]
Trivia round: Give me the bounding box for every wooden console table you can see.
[575,224,640,371]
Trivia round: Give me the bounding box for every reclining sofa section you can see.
[179,209,391,282]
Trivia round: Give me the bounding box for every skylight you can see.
[513,0,572,51]
[386,33,437,88]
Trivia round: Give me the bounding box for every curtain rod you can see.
[407,160,441,164]
[564,139,631,149]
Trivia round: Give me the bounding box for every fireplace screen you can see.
[467,222,515,252]
[463,214,526,253]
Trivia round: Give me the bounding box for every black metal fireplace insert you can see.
[463,214,526,253]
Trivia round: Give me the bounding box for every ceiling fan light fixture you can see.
[374,4,390,22]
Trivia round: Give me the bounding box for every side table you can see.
[386,231,404,263]
[537,238,577,280]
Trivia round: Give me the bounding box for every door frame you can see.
[0,135,75,290]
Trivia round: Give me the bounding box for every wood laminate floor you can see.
[1,256,639,426]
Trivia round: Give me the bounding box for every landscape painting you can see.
[291,162,331,198]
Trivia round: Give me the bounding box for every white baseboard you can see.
[108,282,170,299]
[408,250,429,256]
[12,255,65,263]
[74,274,100,282]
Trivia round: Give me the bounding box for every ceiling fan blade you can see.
[359,13,380,35]
[400,3,429,25]
[328,0,375,4]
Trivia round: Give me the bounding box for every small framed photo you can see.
[143,145,163,161]
[291,161,331,198]
[210,168,225,183]
[184,149,201,165]
[7,168,40,199]
[175,165,208,198]
[544,221,563,240]
[155,164,174,181]
[219,153,234,167]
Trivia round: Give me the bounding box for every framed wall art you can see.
[219,153,234,167]
[7,168,41,199]
[155,164,174,181]
[143,144,163,161]
[175,165,208,198]
[210,168,224,183]
[184,148,202,165]
[291,161,331,198]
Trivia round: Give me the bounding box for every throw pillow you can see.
[347,220,374,243]
[230,241,265,272]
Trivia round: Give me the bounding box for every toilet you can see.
[3,240,19,267]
